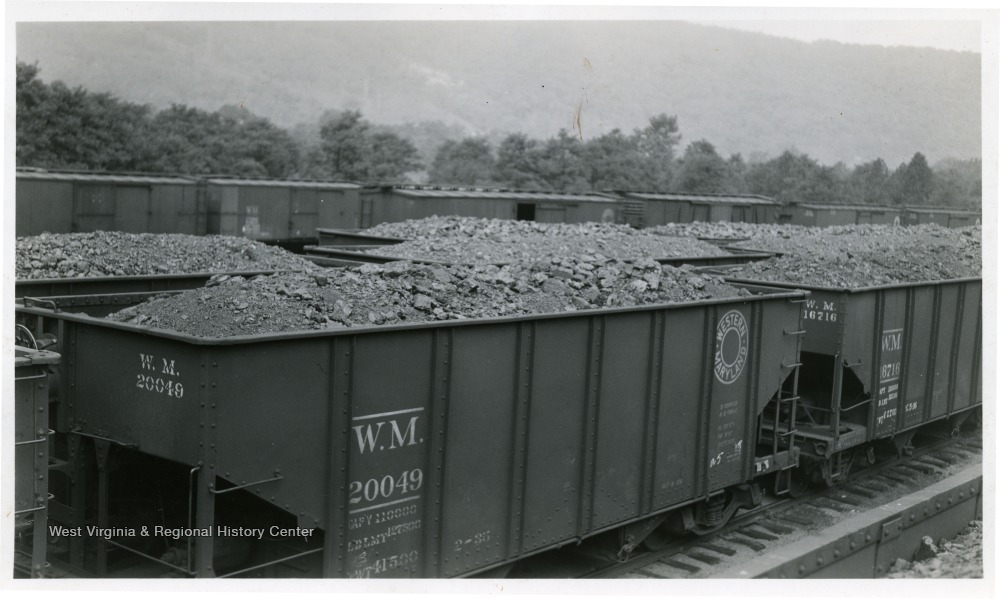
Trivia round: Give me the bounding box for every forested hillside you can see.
[16,61,981,209]
[16,20,981,168]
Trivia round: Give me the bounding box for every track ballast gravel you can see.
[16,231,318,279]
[106,257,752,337]
[885,520,983,578]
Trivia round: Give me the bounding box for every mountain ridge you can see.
[16,20,981,167]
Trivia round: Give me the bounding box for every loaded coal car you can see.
[715,234,982,487]
[203,177,363,250]
[616,192,781,229]
[305,216,774,270]
[358,185,623,227]
[15,273,805,577]
[14,232,320,303]
[16,168,204,237]
[12,338,60,578]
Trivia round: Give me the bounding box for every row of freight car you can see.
[12,226,981,578]
[15,169,982,245]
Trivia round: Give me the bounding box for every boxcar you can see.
[17,285,804,578]
[358,186,623,228]
[853,205,903,225]
[204,178,362,246]
[902,206,982,228]
[16,169,203,237]
[780,203,905,227]
[616,192,781,228]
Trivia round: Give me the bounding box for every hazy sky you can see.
[7,3,989,55]
[699,19,981,53]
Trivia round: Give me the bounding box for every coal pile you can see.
[107,257,752,337]
[728,223,981,255]
[17,232,318,279]
[364,216,729,263]
[722,225,981,287]
[650,222,812,240]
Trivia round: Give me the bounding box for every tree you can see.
[585,129,648,191]
[850,158,891,204]
[313,110,420,182]
[428,138,496,185]
[634,114,682,190]
[745,150,842,204]
[929,158,980,209]
[140,105,228,174]
[724,153,749,193]
[225,114,300,177]
[900,152,934,205]
[887,162,909,205]
[16,62,151,171]
[361,131,421,181]
[493,133,545,189]
[536,129,591,192]
[676,140,729,193]
[318,110,372,180]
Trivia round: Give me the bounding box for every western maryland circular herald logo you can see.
[715,310,748,384]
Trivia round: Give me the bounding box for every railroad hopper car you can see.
[902,206,982,228]
[616,192,781,229]
[358,186,623,228]
[15,170,204,237]
[13,343,60,578]
[15,285,805,577]
[721,274,982,486]
[203,178,363,248]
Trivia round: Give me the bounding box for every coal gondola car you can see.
[616,192,781,229]
[16,169,204,237]
[203,177,363,249]
[16,283,805,578]
[13,342,61,578]
[357,186,624,228]
[303,241,775,270]
[719,273,982,486]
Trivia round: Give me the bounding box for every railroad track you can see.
[573,430,982,579]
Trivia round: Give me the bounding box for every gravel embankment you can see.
[16,231,318,279]
[106,257,752,337]
[885,520,983,578]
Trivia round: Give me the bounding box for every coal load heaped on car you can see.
[15,231,318,299]
[16,253,805,577]
[306,216,772,269]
